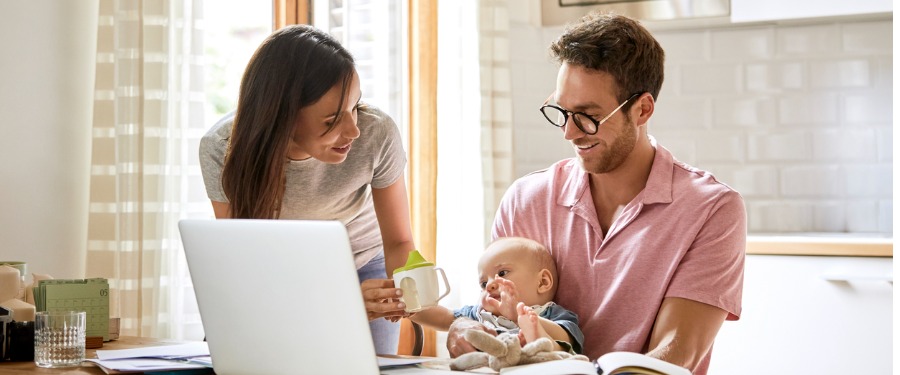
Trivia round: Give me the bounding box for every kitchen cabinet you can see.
[731,0,892,23]
[708,254,892,374]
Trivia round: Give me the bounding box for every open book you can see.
[500,352,691,375]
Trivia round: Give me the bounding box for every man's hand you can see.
[360,278,409,322]
[447,318,497,358]
[481,277,521,321]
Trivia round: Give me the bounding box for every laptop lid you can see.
[178,219,379,375]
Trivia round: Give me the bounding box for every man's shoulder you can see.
[669,157,742,202]
[501,159,582,209]
[511,158,580,189]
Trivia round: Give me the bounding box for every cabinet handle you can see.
[822,274,893,284]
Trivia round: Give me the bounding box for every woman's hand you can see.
[361,279,410,321]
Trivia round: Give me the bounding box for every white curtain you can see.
[86,0,208,340]
[435,0,514,355]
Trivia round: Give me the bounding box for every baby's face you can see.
[477,242,546,306]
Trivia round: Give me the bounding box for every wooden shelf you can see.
[746,236,893,257]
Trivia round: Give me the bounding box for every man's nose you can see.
[562,117,583,141]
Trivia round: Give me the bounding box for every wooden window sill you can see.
[746,235,893,257]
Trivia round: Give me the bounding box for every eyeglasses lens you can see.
[554,109,566,127]
[573,114,596,134]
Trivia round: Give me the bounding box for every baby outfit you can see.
[453,301,584,354]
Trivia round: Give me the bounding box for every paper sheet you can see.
[377,355,436,368]
[85,358,211,373]
[95,341,209,360]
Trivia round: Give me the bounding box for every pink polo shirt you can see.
[492,139,745,375]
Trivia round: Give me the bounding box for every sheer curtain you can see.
[435,0,514,355]
[86,0,208,340]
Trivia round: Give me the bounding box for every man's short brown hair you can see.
[550,12,665,107]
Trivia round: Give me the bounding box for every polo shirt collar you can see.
[642,136,674,205]
[557,135,674,208]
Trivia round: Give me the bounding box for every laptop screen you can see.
[178,219,379,375]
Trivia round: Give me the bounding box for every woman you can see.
[199,24,413,354]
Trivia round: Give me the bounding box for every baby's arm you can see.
[517,303,572,352]
[409,306,456,331]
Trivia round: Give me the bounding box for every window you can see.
[203,2,273,122]
[311,0,408,141]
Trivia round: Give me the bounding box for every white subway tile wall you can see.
[508,18,892,234]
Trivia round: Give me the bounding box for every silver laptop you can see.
[178,219,379,375]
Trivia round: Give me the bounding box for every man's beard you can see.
[577,118,637,174]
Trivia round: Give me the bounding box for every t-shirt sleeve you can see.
[541,304,584,355]
[198,112,235,203]
[367,108,407,189]
[452,305,480,321]
[665,189,746,320]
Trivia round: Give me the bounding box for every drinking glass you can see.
[34,311,86,368]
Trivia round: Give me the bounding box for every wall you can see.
[0,1,99,279]
[507,10,892,234]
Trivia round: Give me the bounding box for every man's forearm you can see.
[647,297,727,371]
[645,332,677,363]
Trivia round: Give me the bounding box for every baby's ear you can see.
[537,268,553,293]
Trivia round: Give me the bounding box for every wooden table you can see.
[0,336,200,374]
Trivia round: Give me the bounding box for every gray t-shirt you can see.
[199,106,407,269]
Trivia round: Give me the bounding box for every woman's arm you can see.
[371,175,416,276]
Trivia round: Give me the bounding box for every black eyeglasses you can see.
[539,93,640,135]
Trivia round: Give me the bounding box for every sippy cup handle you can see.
[434,267,451,302]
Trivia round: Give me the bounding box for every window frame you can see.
[271,0,439,356]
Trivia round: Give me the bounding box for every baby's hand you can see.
[480,277,521,321]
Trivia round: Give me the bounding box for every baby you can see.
[411,237,583,354]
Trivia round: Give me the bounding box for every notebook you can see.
[33,278,110,340]
[178,219,379,375]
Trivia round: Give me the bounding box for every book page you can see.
[500,359,596,375]
[596,352,691,375]
[609,366,667,375]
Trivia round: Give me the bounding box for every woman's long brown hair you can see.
[221,25,355,219]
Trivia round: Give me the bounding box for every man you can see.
[447,12,745,375]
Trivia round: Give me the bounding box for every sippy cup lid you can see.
[392,250,434,275]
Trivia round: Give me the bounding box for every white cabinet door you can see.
[708,255,892,375]
[731,0,892,22]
